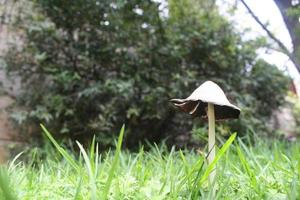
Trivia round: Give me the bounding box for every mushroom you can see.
[170,80,240,184]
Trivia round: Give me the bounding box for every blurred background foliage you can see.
[4,0,290,148]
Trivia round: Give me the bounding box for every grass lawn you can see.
[0,126,299,200]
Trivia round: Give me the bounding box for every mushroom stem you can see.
[207,103,216,184]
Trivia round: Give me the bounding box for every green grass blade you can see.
[76,141,97,200]
[0,167,17,200]
[8,152,23,173]
[95,143,100,179]
[198,132,237,187]
[236,142,259,194]
[179,150,192,188]
[102,124,125,200]
[90,135,96,173]
[73,177,83,200]
[40,124,80,172]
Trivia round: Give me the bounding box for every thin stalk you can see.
[207,103,216,183]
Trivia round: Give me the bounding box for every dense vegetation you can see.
[0,126,299,199]
[5,0,290,146]
[0,1,298,199]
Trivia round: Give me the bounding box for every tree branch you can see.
[274,0,300,55]
[240,0,300,73]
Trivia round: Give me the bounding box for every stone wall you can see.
[0,25,22,162]
[0,96,18,162]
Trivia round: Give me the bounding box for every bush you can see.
[5,0,290,147]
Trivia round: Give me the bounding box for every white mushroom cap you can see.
[171,81,240,120]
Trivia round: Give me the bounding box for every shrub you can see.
[5,0,290,146]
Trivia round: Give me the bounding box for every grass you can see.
[0,126,299,200]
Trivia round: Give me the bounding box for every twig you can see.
[240,0,300,73]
